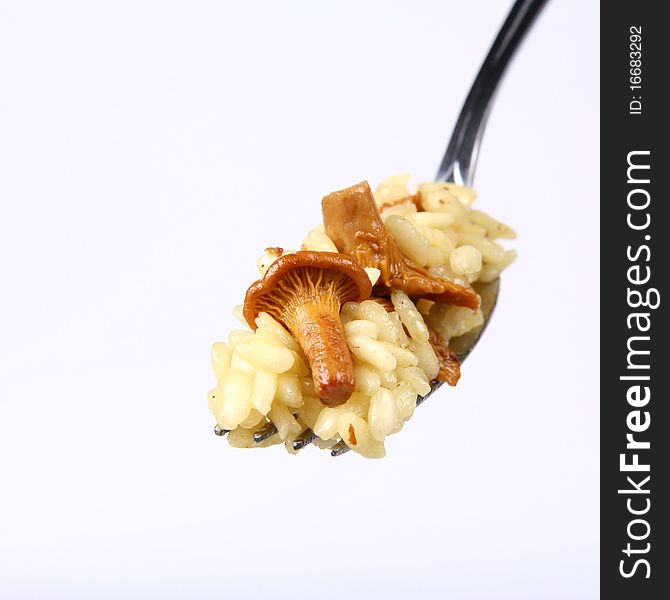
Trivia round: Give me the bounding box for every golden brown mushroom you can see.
[322,181,480,310]
[428,327,461,386]
[243,251,372,407]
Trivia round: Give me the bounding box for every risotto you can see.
[208,175,516,458]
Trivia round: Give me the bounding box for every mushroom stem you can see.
[283,298,355,407]
[243,251,371,408]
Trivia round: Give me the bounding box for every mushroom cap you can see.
[243,250,372,329]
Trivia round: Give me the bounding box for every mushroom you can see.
[243,251,372,406]
[428,326,461,386]
[321,181,480,310]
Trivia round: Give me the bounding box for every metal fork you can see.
[217,0,548,455]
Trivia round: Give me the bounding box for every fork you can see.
[218,0,548,455]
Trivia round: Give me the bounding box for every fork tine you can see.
[416,380,443,406]
[330,382,437,457]
[291,429,317,452]
[253,421,278,444]
[214,426,229,436]
[330,440,351,457]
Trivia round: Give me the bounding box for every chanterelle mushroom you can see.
[243,251,372,406]
[322,181,480,310]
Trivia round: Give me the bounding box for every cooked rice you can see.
[209,176,516,458]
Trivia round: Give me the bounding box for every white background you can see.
[0,1,599,598]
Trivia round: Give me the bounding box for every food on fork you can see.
[243,251,371,406]
[208,175,516,458]
[322,182,480,309]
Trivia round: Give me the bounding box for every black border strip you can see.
[601,2,668,597]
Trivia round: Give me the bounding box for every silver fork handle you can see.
[436,0,548,186]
